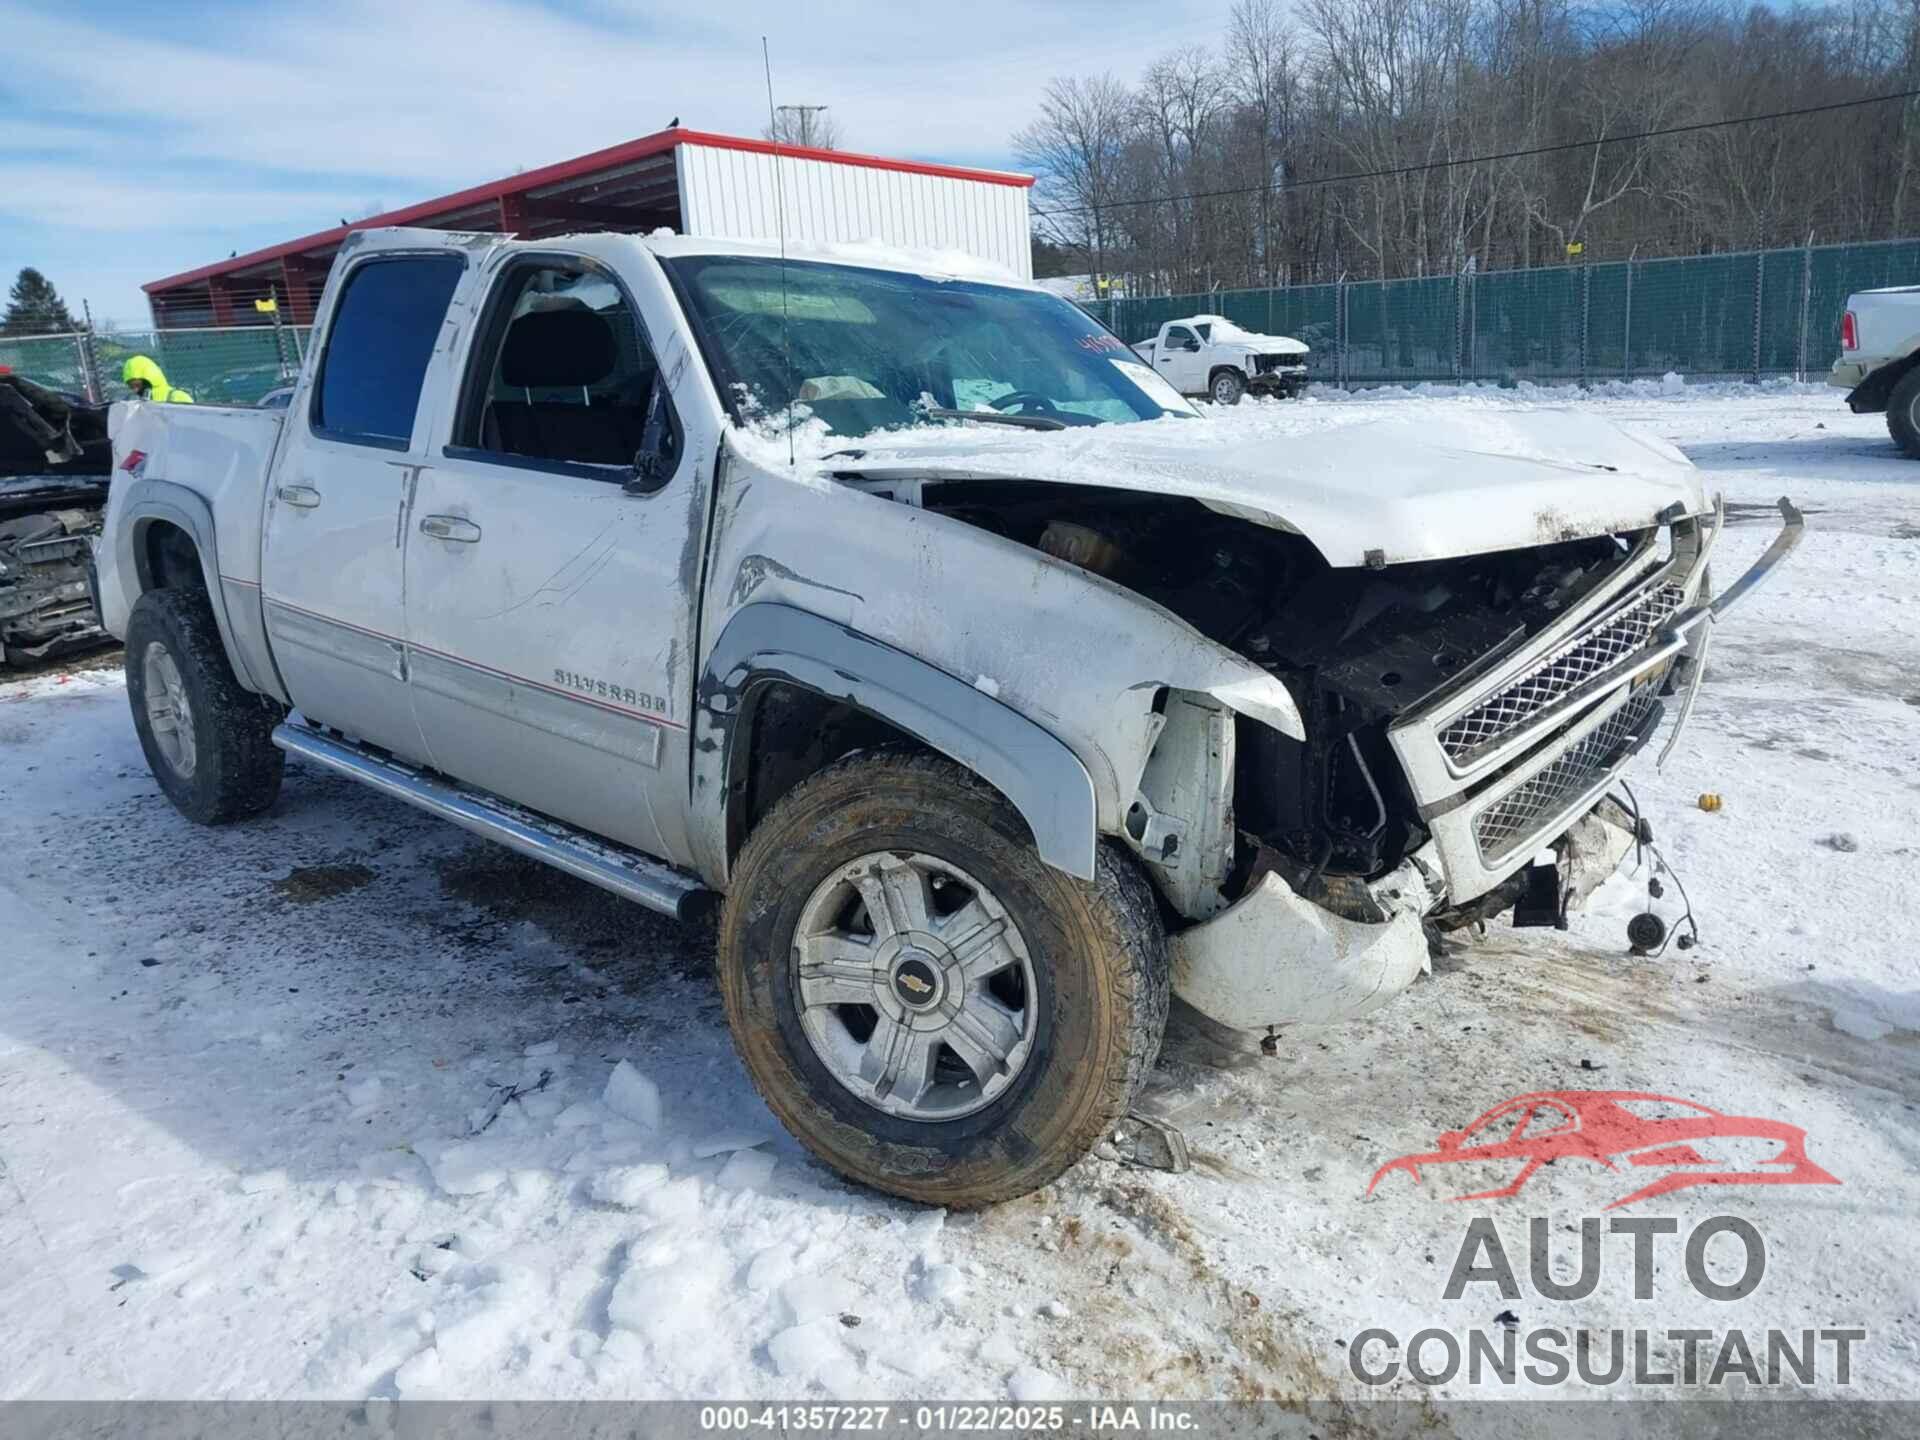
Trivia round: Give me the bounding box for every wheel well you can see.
[1209,365,1245,387]
[138,520,208,595]
[725,680,932,865]
[1848,351,1920,414]
[723,679,1049,870]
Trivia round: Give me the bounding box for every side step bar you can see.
[272,722,712,922]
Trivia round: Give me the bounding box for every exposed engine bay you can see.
[1,374,113,668]
[844,473,1651,899]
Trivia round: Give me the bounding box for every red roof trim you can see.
[145,128,1031,295]
[671,130,1033,189]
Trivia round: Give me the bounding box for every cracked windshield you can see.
[663,254,1196,435]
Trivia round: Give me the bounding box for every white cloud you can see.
[0,168,374,233]
[0,0,1229,319]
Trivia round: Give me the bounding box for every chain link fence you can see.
[1084,236,1920,386]
[0,322,312,407]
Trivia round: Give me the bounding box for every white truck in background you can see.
[1131,315,1310,406]
[1830,285,1920,456]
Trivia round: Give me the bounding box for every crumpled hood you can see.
[1218,329,1309,356]
[822,408,1708,567]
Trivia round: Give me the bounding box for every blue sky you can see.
[1,0,1225,328]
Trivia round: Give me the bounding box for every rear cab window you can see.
[311,255,465,450]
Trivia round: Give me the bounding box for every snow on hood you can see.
[1207,320,1309,356]
[805,408,1708,567]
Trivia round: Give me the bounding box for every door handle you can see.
[276,484,321,508]
[419,514,482,544]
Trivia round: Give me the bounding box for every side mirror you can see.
[624,381,676,495]
[625,451,668,495]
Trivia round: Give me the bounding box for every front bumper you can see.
[1249,361,1309,393]
[1171,799,1641,1031]
[1171,847,1440,1030]
[1828,359,1870,390]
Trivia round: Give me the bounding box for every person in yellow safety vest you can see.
[122,355,193,404]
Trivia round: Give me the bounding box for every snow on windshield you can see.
[664,254,1197,439]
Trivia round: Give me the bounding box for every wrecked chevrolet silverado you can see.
[1,373,112,668]
[94,229,1801,1206]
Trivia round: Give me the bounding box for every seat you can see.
[485,307,649,466]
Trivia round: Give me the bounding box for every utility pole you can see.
[774,104,830,148]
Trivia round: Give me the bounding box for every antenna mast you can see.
[763,36,796,467]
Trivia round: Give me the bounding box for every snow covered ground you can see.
[2,382,1916,1411]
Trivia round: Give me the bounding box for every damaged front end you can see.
[0,498,108,666]
[1,375,112,668]
[815,444,1798,1033]
[1158,497,1802,1030]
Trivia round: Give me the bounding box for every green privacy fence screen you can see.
[0,323,312,407]
[3,235,1917,402]
[1083,236,1920,386]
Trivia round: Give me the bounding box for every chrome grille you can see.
[1439,578,1686,765]
[1473,690,1660,862]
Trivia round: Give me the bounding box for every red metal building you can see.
[143,128,1034,328]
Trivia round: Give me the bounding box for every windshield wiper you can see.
[921,406,1067,432]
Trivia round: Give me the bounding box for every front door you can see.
[403,251,702,863]
[1156,324,1204,393]
[261,250,466,762]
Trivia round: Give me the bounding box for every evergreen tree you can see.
[2,268,80,336]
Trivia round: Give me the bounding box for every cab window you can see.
[452,262,678,480]
[1166,325,1198,350]
[313,255,464,449]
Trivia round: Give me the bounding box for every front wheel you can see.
[1210,368,1247,406]
[718,752,1169,1207]
[1886,365,1920,458]
[125,587,284,824]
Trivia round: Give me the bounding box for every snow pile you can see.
[0,385,1914,1404]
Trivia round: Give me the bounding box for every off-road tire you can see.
[125,587,284,824]
[1209,368,1248,406]
[1886,365,1920,458]
[718,751,1169,1207]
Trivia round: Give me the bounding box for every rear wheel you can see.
[1210,368,1247,406]
[125,587,284,824]
[1886,365,1920,458]
[718,752,1169,1207]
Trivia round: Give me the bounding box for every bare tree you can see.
[1014,74,1139,293]
[1010,0,1915,291]
[765,106,842,149]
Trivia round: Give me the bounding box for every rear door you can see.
[261,247,467,761]
[403,244,705,863]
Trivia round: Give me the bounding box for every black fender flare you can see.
[692,602,1098,885]
[1846,351,1920,414]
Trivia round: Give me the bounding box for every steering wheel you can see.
[989,390,1062,415]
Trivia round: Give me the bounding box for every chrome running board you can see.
[273,722,711,922]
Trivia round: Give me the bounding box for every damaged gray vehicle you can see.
[1,373,112,669]
[96,230,1801,1205]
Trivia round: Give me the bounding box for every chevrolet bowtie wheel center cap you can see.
[890,952,943,1010]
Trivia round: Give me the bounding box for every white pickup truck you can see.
[94,227,1799,1206]
[1829,285,1920,456]
[1131,314,1310,405]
